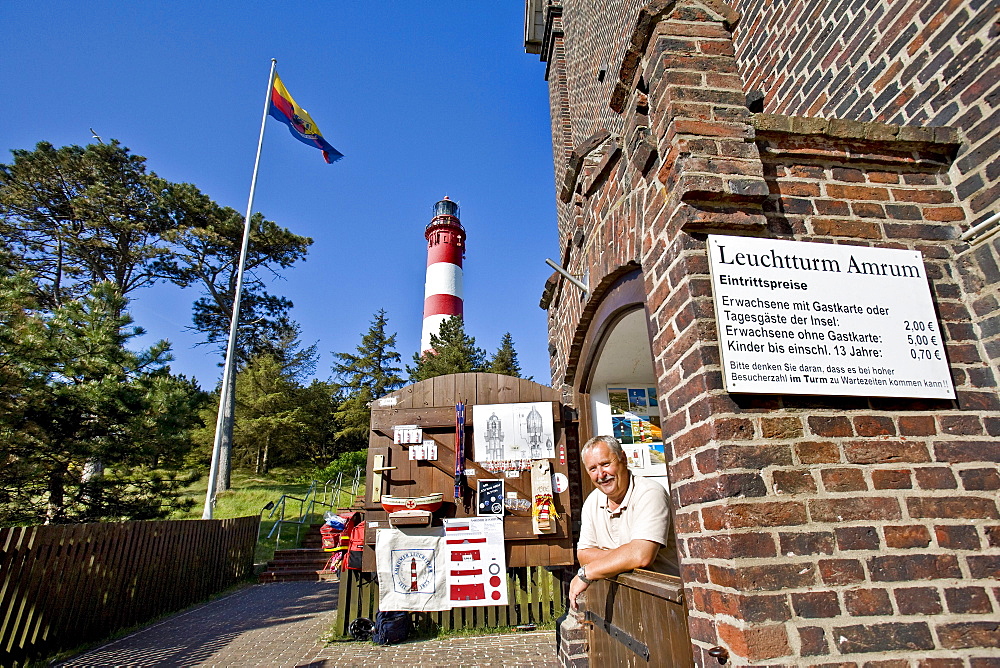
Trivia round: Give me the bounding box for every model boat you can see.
[380,492,444,514]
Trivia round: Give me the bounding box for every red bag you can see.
[342,513,366,571]
[320,524,339,551]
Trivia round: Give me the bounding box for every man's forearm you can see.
[577,547,606,567]
[578,540,659,580]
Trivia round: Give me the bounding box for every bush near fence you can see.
[0,516,259,666]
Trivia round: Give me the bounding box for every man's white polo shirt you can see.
[578,473,679,575]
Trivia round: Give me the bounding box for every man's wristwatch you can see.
[576,566,593,584]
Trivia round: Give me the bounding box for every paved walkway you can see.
[58,581,559,667]
[315,632,559,667]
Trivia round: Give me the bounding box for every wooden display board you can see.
[363,373,575,571]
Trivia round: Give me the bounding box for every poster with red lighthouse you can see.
[376,528,449,611]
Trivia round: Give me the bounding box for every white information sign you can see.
[707,235,954,399]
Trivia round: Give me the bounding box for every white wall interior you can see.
[588,308,655,436]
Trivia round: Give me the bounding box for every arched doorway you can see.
[585,307,669,482]
[570,282,694,667]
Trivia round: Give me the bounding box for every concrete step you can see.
[264,558,330,571]
[259,569,340,583]
[260,542,343,583]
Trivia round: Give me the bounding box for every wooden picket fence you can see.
[333,565,567,637]
[0,516,259,666]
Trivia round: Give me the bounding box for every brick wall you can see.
[731,0,1000,227]
[532,0,1000,664]
[670,118,1000,665]
[955,232,1000,391]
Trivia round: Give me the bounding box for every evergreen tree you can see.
[0,273,203,524]
[154,183,311,367]
[294,380,340,467]
[271,321,319,382]
[194,370,340,474]
[232,354,301,475]
[332,309,405,398]
[1,140,311,496]
[332,310,405,451]
[0,140,173,310]
[154,185,311,491]
[408,316,487,382]
[487,332,524,377]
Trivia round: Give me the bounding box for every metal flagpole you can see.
[203,58,278,519]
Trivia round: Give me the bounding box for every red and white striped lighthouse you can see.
[421,197,466,352]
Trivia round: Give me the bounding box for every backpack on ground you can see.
[372,610,410,645]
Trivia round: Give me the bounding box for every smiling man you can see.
[569,435,678,610]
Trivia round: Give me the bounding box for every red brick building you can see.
[524,0,999,665]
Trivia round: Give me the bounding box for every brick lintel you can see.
[753,113,961,156]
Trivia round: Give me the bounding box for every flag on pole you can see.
[268,72,343,163]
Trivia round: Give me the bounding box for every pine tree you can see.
[294,379,340,466]
[0,140,173,311]
[0,274,203,524]
[487,332,523,377]
[154,185,311,368]
[154,187,311,492]
[332,309,405,399]
[232,354,301,475]
[193,371,339,474]
[331,310,405,451]
[408,316,487,382]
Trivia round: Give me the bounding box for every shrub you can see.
[299,449,367,484]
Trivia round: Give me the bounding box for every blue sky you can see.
[1,2,557,387]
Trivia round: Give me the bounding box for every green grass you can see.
[327,617,558,644]
[409,617,558,641]
[171,469,363,563]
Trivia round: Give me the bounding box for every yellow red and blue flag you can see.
[268,72,343,163]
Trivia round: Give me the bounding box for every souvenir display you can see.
[393,425,423,445]
[503,497,531,512]
[606,385,666,476]
[530,460,557,534]
[380,493,444,514]
[376,527,449,611]
[409,439,438,461]
[454,402,466,500]
[370,393,572,603]
[478,459,532,475]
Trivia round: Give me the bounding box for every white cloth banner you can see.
[375,527,449,612]
[375,519,509,611]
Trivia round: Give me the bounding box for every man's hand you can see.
[569,572,589,611]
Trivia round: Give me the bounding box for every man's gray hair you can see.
[581,435,626,459]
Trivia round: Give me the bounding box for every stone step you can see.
[266,559,335,571]
[259,541,343,582]
[268,546,335,560]
[259,569,340,583]
[266,561,334,572]
[258,522,355,582]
